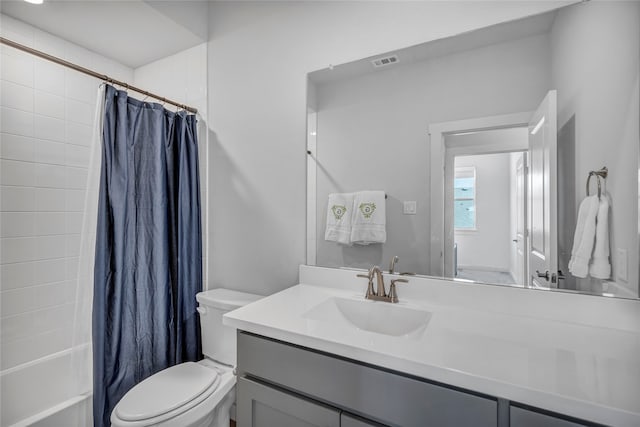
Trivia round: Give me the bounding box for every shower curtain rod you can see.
[0,37,198,114]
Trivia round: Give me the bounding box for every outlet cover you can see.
[403,201,417,215]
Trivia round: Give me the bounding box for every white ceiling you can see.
[309,8,557,85]
[0,0,209,69]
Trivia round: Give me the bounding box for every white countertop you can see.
[223,267,640,427]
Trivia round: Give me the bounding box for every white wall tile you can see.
[34,60,65,96]
[0,213,35,238]
[65,234,80,257]
[35,188,65,212]
[65,189,85,212]
[65,72,98,104]
[36,235,66,260]
[1,237,36,264]
[0,287,33,318]
[35,139,65,165]
[65,212,83,234]
[66,122,92,146]
[65,144,89,167]
[0,281,72,318]
[0,262,36,290]
[66,99,93,125]
[34,91,65,120]
[0,159,35,187]
[0,133,35,162]
[1,81,34,112]
[35,163,67,188]
[1,302,73,343]
[35,212,66,235]
[65,257,78,281]
[34,115,65,142]
[1,51,34,87]
[1,107,34,137]
[33,258,66,287]
[65,167,87,189]
[0,14,134,371]
[1,328,71,370]
[0,186,35,212]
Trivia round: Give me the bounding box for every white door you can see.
[514,153,528,286]
[528,91,558,288]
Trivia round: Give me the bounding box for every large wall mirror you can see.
[306,1,640,299]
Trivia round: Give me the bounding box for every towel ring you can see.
[586,173,602,199]
[586,166,608,200]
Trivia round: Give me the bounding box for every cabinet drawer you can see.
[238,332,497,427]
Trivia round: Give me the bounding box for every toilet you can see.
[110,288,262,427]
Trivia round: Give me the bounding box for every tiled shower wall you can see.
[0,15,133,371]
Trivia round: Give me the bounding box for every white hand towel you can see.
[589,194,611,279]
[350,191,386,245]
[324,193,354,245]
[568,195,599,278]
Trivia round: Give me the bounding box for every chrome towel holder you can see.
[586,166,608,199]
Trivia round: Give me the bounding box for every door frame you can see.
[429,112,532,277]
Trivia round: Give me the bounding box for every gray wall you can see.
[314,33,551,274]
[551,1,640,295]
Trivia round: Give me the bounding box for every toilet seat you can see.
[111,362,231,427]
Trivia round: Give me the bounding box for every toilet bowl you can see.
[110,288,262,427]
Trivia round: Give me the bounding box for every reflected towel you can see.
[324,193,354,245]
[568,195,599,278]
[350,190,386,245]
[589,195,611,279]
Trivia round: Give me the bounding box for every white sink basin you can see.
[303,297,431,339]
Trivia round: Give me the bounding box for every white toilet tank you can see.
[196,288,262,366]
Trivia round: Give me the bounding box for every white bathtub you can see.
[1,349,93,427]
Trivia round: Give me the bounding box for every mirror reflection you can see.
[306,1,639,299]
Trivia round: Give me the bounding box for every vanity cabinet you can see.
[236,331,604,427]
[236,331,497,427]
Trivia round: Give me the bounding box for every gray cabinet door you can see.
[511,406,589,427]
[237,377,340,427]
[340,413,385,427]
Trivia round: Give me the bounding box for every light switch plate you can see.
[403,201,417,215]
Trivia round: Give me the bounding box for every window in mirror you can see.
[454,167,476,230]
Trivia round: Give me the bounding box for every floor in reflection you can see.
[456,268,516,285]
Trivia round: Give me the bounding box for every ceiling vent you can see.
[371,54,399,68]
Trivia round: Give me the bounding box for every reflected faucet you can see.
[388,256,399,274]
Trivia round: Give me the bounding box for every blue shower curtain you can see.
[93,85,202,427]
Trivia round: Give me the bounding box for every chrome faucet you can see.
[357,265,409,303]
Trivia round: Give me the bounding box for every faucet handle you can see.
[357,273,375,299]
[388,278,409,303]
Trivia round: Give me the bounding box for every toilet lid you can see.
[114,362,219,422]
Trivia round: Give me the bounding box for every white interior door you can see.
[515,153,528,286]
[528,90,558,288]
